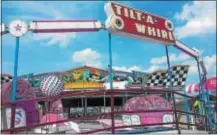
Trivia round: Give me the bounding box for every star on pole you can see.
[14,24,22,31]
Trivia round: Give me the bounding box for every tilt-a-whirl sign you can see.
[105,2,175,45]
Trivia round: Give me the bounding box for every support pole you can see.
[165,46,173,100]
[12,37,20,101]
[172,92,181,134]
[184,88,190,129]
[10,104,16,134]
[124,92,127,102]
[108,33,113,92]
[196,60,204,115]
[108,33,115,134]
[104,92,106,113]
[10,37,20,132]
[84,97,87,116]
[81,96,84,116]
[203,77,209,130]
[204,77,213,130]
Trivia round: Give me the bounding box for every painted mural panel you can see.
[113,70,133,82]
[72,69,90,82]
[132,70,150,84]
[62,66,107,89]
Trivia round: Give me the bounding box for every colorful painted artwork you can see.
[61,66,107,89]
[2,79,39,127]
[132,71,150,84]
[72,69,90,82]
[6,108,26,128]
[18,73,34,81]
[113,70,133,82]
[89,68,105,81]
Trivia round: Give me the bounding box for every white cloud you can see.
[113,65,165,73]
[2,1,79,48]
[204,54,216,75]
[181,54,216,76]
[150,53,191,65]
[174,1,216,39]
[72,48,102,67]
[144,65,163,73]
[147,53,216,79]
[113,66,142,72]
[150,47,204,65]
[31,33,76,48]
[181,60,198,74]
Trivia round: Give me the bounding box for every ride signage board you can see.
[105,2,175,45]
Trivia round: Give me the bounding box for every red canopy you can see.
[203,76,216,90]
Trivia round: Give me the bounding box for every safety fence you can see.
[1,88,211,134]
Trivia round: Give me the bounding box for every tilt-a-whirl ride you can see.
[1,1,216,134]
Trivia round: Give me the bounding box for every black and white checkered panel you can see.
[162,65,189,87]
[1,75,13,84]
[146,65,189,88]
[146,71,167,87]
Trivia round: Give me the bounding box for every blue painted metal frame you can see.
[166,45,189,132]
[204,79,215,129]
[196,59,214,130]
[12,37,20,101]
[196,60,205,115]
[108,33,113,89]
[165,46,173,101]
[108,33,115,134]
[183,87,191,127]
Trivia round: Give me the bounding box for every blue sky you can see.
[1,1,216,84]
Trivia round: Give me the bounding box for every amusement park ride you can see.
[1,1,216,134]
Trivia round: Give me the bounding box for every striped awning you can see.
[185,76,216,97]
[185,83,199,96]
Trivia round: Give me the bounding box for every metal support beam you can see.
[12,37,20,101]
[108,33,115,134]
[183,87,190,129]
[10,37,20,133]
[84,97,87,116]
[165,46,172,100]
[108,33,113,90]
[10,105,16,134]
[29,20,103,33]
[196,60,205,115]
[172,93,181,134]
[104,92,106,113]
[81,97,84,116]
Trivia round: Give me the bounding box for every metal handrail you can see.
[1,89,211,134]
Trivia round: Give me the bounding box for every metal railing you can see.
[1,88,211,134]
